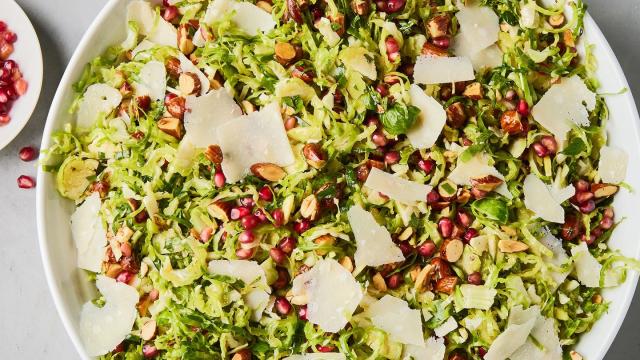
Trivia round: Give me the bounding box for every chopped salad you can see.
[45,0,637,359]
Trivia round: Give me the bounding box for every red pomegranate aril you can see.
[239,197,255,208]
[273,268,290,290]
[419,159,436,174]
[214,171,226,188]
[455,209,473,228]
[600,216,614,230]
[0,113,10,125]
[236,247,255,259]
[163,6,179,22]
[0,21,6,32]
[3,59,17,71]
[254,209,268,223]
[241,215,260,230]
[272,208,285,227]
[18,146,37,161]
[467,271,483,285]
[432,36,450,49]
[574,191,594,205]
[384,151,400,165]
[294,219,311,234]
[365,115,381,128]
[385,37,400,62]
[17,175,35,189]
[531,142,548,158]
[200,227,213,242]
[116,271,134,284]
[438,218,453,238]
[376,0,388,12]
[417,241,436,257]
[135,210,149,223]
[591,227,603,238]
[398,241,414,256]
[270,247,287,264]
[375,82,390,97]
[142,345,159,358]
[278,236,297,254]
[386,0,405,13]
[230,206,251,220]
[426,189,440,204]
[582,233,596,246]
[575,179,590,192]
[477,347,488,358]
[275,297,292,315]
[316,345,336,353]
[298,305,308,320]
[604,207,614,219]
[463,228,479,243]
[238,230,255,244]
[516,99,529,116]
[579,199,596,214]
[372,130,388,147]
[387,273,403,289]
[3,32,17,44]
[14,78,28,96]
[540,135,558,154]
[258,185,273,202]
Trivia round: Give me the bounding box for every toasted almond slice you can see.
[140,319,157,341]
[157,117,183,139]
[414,264,435,292]
[250,163,287,181]
[178,72,202,96]
[339,256,354,273]
[498,239,529,253]
[591,183,619,198]
[207,201,231,222]
[372,272,388,292]
[441,239,464,263]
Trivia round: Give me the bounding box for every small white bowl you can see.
[0,0,43,151]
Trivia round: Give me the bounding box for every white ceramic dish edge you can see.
[36,1,640,359]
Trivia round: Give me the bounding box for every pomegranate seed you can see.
[236,247,255,259]
[163,6,179,22]
[384,151,400,165]
[375,82,390,97]
[575,179,590,192]
[455,209,473,228]
[387,273,403,289]
[17,175,35,189]
[3,60,17,71]
[254,209,268,223]
[376,0,388,12]
[477,347,488,358]
[18,146,38,161]
[278,236,297,254]
[113,342,125,353]
[284,116,297,130]
[531,142,548,157]
[3,32,17,44]
[418,159,435,174]
[0,113,11,125]
[365,115,381,128]
[135,211,149,223]
[467,272,483,285]
[438,218,453,238]
[581,233,596,246]
[372,130,388,147]
[230,206,251,220]
[0,68,10,81]
[426,190,440,204]
[398,241,414,256]
[241,215,260,230]
[579,200,596,214]
[272,208,285,227]
[600,216,614,230]
[199,227,213,243]
[386,0,405,13]
[417,241,436,257]
[14,78,28,96]
[214,171,226,187]
[270,247,287,264]
[116,271,134,284]
[574,191,594,205]
[516,99,529,116]
[238,230,255,244]
[275,297,292,315]
[463,228,479,243]
[273,267,290,290]
[591,227,603,238]
[258,185,273,202]
[385,37,400,62]
[298,305,308,320]
[142,345,159,358]
[294,220,311,234]
[432,36,450,49]
[540,135,558,155]
[0,21,6,32]
[239,197,255,208]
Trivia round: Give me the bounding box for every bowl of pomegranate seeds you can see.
[0,0,43,151]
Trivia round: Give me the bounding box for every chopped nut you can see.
[498,239,529,253]
[500,110,524,135]
[372,272,388,292]
[207,201,231,222]
[414,264,435,292]
[158,117,183,139]
[177,24,195,55]
[285,0,303,24]
[275,42,298,65]
[398,227,413,241]
[548,14,565,28]
[351,0,370,16]
[250,163,287,181]
[563,30,576,48]
[104,263,123,278]
[204,144,223,164]
[440,239,464,263]
[241,100,256,114]
[591,183,619,198]
[165,96,186,119]
[592,293,603,304]
[313,234,336,256]
[421,42,449,57]
[328,13,346,36]
[114,226,134,243]
[165,56,181,79]
[303,143,327,169]
[463,82,483,100]
[339,256,354,272]
[435,275,458,294]
[300,194,320,221]
[427,14,450,38]
[231,349,252,360]
[409,265,421,283]
[430,257,454,279]
[470,175,503,192]
[438,179,458,201]
[256,0,273,12]
[178,72,202,96]
[446,102,467,128]
[286,289,309,305]
[140,319,157,341]
[569,351,583,360]
[456,189,471,205]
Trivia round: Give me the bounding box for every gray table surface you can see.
[0,0,638,358]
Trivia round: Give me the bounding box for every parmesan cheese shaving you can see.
[484,306,540,360]
[366,295,424,346]
[347,205,405,269]
[510,317,562,360]
[135,60,166,101]
[434,316,458,337]
[340,46,378,80]
[284,354,346,360]
[364,168,432,204]
[80,276,139,356]
[291,259,363,333]
[403,337,446,360]
[407,84,447,149]
[448,151,504,186]
[413,55,475,84]
[531,76,596,141]
[183,88,243,148]
[523,174,575,223]
[208,260,270,320]
[204,0,276,36]
[539,229,571,289]
[127,1,177,47]
[455,5,500,55]
[598,146,628,183]
[570,242,602,288]
[77,84,122,130]
[71,192,107,273]
[316,17,341,47]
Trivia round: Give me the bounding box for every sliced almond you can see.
[286,290,309,305]
[498,239,529,253]
[178,24,195,55]
[207,201,231,222]
[414,264,435,292]
[158,117,183,139]
[256,0,273,13]
[548,14,565,28]
[275,42,298,65]
[440,238,464,263]
[302,143,327,169]
[313,234,335,255]
[569,351,583,360]
[300,194,320,221]
[421,42,449,57]
[563,30,576,48]
[204,144,223,164]
[165,96,186,119]
[231,349,252,360]
[463,82,483,100]
[178,72,202,96]
[409,265,421,283]
[398,227,413,241]
[427,14,450,38]
[591,183,618,198]
[372,272,388,292]
[339,256,354,273]
[140,319,157,341]
[250,163,287,181]
[470,175,503,192]
[165,56,181,79]
[241,100,255,114]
